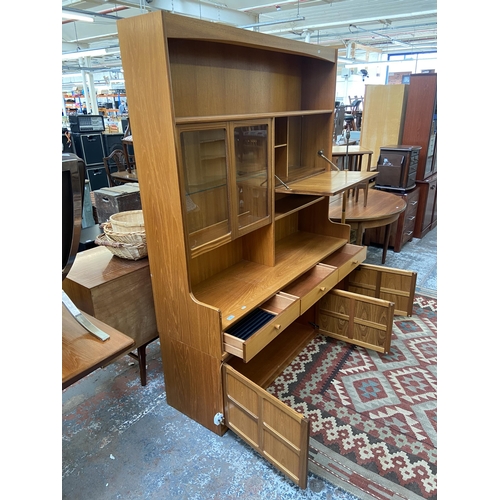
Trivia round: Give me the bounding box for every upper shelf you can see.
[176,110,334,125]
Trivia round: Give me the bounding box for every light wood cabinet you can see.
[359,84,408,171]
[117,11,416,489]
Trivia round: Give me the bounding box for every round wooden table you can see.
[329,189,407,264]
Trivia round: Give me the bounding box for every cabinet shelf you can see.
[275,194,325,220]
[176,109,333,125]
[192,231,346,330]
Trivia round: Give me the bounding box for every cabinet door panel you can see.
[223,364,309,488]
[318,289,394,353]
[346,263,417,316]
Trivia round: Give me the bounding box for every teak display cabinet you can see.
[118,12,416,489]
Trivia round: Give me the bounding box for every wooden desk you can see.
[62,246,158,385]
[329,189,407,264]
[332,145,373,172]
[62,304,134,390]
[111,170,138,183]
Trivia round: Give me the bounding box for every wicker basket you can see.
[101,222,146,245]
[95,233,148,260]
[109,210,145,233]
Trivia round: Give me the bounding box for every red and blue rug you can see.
[267,294,437,499]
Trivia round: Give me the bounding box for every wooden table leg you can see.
[382,222,393,264]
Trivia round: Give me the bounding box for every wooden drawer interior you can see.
[282,263,338,314]
[223,292,300,362]
[320,243,366,281]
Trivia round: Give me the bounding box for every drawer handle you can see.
[408,216,416,221]
[274,324,281,330]
[319,286,326,292]
[405,230,414,236]
[410,201,418,205]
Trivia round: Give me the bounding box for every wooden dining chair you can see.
[103,148,129,187]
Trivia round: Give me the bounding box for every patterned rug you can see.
[267,294,437,500]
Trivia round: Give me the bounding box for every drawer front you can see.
[282,264,338,315]
[223,293,300,362]
[321,243,366,282]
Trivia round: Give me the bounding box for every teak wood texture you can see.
[117,11,416,489]
[62,304,134,389]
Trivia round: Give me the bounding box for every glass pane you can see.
[234,124,269,229]
[180,128,230,249]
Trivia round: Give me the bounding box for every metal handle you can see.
[317,150,339,171]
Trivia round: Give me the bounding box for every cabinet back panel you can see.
[169,40,303,117]
[190,239,243,287]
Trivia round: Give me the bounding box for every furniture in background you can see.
[415,173,437,238]
[375,145,421,192]
[63,304,134,390]
[331,145,374,205]
[122,135,135,171]
[360,73,437,242]
[117,11,417,489]
[359,84,408,171]
[110,169,138,184]
[332,145,373,172]
[103,148,130,186]
[343,96,363,131]
[62,246,158,386]
[93,183,141,224]
[363,185,420,253]
[63,153,134,390]
[401,73,437,237]
[328,189,407,264]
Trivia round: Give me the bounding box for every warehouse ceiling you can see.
[62,0,437,75]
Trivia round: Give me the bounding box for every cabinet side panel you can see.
[163,337,225,435]
[118,12,221,358]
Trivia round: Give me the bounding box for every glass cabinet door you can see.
[180,127,231,251]
[233,122,271,235]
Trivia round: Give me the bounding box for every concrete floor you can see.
[62,227,437,499]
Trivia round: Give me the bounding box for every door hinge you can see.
[213,412,225,426]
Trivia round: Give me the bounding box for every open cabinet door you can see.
[346,264,417,316]
[318,289,395,354]
[222,364,309,488]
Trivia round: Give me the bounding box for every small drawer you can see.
[320,243,366,282]
[223,292,300,362]
[282,263,338,314]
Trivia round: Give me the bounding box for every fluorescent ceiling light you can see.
[239,16,305,29]
[62,73,84,78]
[62,48,107,60]
[62,11,94,23]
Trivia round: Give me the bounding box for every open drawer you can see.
[321,243,367,282]
[223,292,300,362]
[282,263,338,314]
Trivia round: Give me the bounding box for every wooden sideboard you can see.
[62,246,158,386]
[117,11,417,488]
